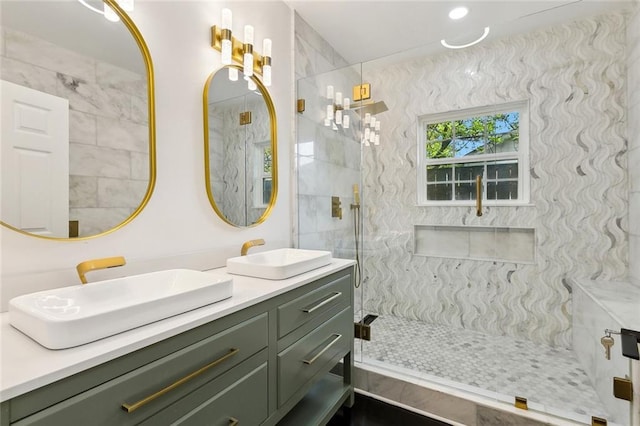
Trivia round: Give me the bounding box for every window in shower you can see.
[254,142,273,207]
[417,101,530,205]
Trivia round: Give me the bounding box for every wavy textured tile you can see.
[359,12,629,348]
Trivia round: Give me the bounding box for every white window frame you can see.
[253,141,272,208]
[417,100,530,206]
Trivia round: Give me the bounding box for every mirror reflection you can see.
[205,66,277,227]
[0,0,154,239]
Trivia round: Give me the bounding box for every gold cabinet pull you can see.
[303,334,342,365]
[229,417,239,426]
[476,175,483,217]
[121,348,239,413]
[302,292,342,313]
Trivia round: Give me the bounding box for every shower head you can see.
[351,99,388,116]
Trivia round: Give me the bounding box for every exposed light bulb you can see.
[263,64,271,87]
[364,113,371,125]
[343,97,350,110]
[221,8,232,29]
[263,39,272,57]
[262,38,272,87]
[326,105,334,121]
[335,92,343,105]
[326,85,334,100]
[243,52,253,76]
[247,78,257,91]
[335,109,342,125]
[243,25,254,77]
[228,67,238,81]
[244,25,254,45]
[221,40,232,65]
[343,114,350,129]
[220,9,232,65]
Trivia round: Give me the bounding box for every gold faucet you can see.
[76,256,126,284]
[241,239,265,256]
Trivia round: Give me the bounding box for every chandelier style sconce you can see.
[362,113,380,146]
[324,85,351,131]
[77,0,133,22]
[211,8,272,89]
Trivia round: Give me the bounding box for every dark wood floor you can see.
[327,393,452,426]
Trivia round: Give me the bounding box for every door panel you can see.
[1,80,69,237]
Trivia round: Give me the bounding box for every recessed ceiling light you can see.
[448,6,469,20]
[441,27,491,49]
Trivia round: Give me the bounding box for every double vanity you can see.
[0,250,355,425]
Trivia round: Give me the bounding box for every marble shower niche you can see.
[414,225,535,263]
[361,11,630,349]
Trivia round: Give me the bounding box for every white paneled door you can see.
[1,80,69,237]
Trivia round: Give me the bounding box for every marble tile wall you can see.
[209,96,270,226]
[208,110,225,215]
[572,278,640,425]
[295,14,363,261]
[1,27,148,237]
[361,11,630,348]
[628,2,640,285]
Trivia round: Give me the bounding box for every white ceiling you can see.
[286,0,633,65]
[0,0,144,73]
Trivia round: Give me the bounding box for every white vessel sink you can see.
[226,248,332,280]
[9,269,233,349]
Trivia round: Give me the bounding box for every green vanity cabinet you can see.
[2,266,355,426]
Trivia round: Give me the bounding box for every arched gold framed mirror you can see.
[203,65,278,227]
[0,0,156,240]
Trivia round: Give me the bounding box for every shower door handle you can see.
[476,175,483,217]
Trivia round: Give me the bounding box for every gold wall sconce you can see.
[211,8,272,88]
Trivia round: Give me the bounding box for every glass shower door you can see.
[295,64,365,362]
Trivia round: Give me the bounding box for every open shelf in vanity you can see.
[0,262,355,426]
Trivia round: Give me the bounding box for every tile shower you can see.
[297,5,639,426]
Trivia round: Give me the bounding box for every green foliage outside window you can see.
[426,113,519,159]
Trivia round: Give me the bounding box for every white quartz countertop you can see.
[0,259,354,402]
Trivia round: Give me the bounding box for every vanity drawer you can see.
[277,307,352,406]
[13,314,267,426]
[277,273,351,338]
[170,363,268,426]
